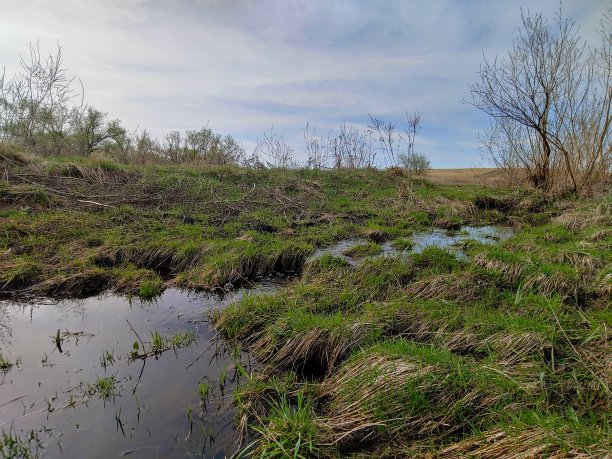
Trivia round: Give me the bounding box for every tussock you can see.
[364,228,388,243]
[585,229,611,242]
[552,212,609,232]
[473,253,526,286]
[404,272,486,303]
[433,428,605,458]
[317,348,516,447]
[29,269,111,297]
[0,143,30,164]
[252,322,372,375]
[482,332,549,367]
[473,195,516,212]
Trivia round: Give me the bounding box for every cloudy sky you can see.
[0,0,607,167]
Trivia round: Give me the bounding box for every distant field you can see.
[426,168,505,185]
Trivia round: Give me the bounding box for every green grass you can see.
[1,146,610,457]
[342,241,383,258]
[244,391,320,459]
[391,237,414,251]
[86,376,118,399]
[215,192,611,457]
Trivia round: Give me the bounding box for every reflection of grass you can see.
[198,381,210,402]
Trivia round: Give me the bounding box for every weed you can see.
[246,391,320,458]
[0,426,41,459]
[169,330,197,349]
[86,376,118,399]
[99,350,115,370]
[150,331,165,355]
[198,381,210,402]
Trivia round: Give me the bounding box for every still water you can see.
[0,280,286,458]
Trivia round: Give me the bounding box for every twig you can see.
[126,319,147,354]
[76,199,117,209]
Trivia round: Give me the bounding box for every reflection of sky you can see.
[0,282,289,457]
[0,0,606,167]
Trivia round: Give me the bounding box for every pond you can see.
[0,280,287,459]
[312,225,514,264]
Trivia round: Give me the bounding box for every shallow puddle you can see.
[0,278,287,458]
[312,225,514,265]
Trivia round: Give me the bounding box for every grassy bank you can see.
[1,144,610,457]
[1,144,534,300]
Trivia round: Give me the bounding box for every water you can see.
[0,279,287,459]
[0,226,512,458]
[312,225,514,265]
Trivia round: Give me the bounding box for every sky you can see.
[0,0,608,167]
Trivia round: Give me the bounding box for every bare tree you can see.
[368,115,397,166]
[470,7,611,192]
[254,127,296,168]
[0,42,81,145]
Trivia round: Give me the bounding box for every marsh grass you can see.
[1,149,610,457]
[217,195,611,457]
[0,426,42,459]
[86,376,118,399]
[238,391,321,459]
[0,152,516,299]
[342,241,383,258]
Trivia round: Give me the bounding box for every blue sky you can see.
[0,0,607,167]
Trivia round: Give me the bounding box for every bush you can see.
[399,152,430,175]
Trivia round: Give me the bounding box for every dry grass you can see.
[425,168,506,186]
[316,347,518,448]
[432,427,607,458]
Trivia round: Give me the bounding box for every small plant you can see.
[138,281,161,299]
[99,350,115,370]
[150,331,165,355]
[0,354,14,373]
[130,341,140,360]
[0,426,41,459]
[198,381,210,402]
[169,330,197,349]
[249,391,319,458]
[219,369,228,388]
[86,376,118,399]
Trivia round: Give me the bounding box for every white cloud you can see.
[0,0,607,167]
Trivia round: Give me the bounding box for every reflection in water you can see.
[312,225,514,265]
[0,279,287,459]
